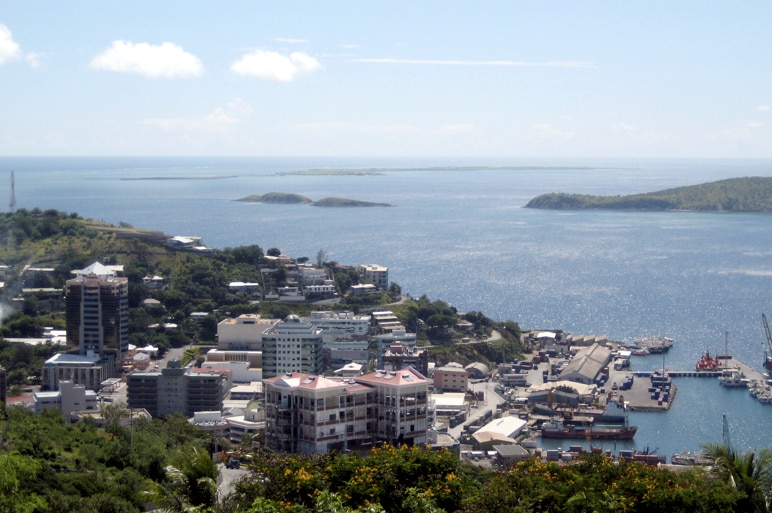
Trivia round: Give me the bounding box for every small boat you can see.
[718,370,747,388]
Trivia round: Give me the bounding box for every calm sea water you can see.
[2,156,771,456]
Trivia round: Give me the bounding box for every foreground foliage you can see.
[223,446,746,513]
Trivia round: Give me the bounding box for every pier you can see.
[605,356,769,411]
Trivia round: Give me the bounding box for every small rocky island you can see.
[525,177,772,212]
[236,192,391,207]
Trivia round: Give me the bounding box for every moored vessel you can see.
[540,421,637,440]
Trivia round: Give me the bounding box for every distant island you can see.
[235,192,392,207]
[278,165,610,176]
[524,177,772,212]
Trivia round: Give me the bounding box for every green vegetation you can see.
[235,193,392,207]
[525,177,772,212]
[312,197,392,207]
[0,406,765,513]
[235,192,313,204]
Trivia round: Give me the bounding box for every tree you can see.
[267,248,281,257]
[149,447,219,512]
[316,249,328,267]
[702,442,772,513]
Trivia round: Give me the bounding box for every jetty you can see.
[605,356,770,411]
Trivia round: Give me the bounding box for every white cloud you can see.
[90,40,204,78]
[351,57,594,68]
[341,44,362,49]
[274,38,308,44]
[25,52,42,68]
[437,124,480,135]
[144,98,250,133]
[532,123,575,140]
[758,105,770,112]
[747,121,766,128]
[0,24,22,65]
[231,49,322,82]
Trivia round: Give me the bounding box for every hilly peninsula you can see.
[524,177,772,212]
[236,192,391,207]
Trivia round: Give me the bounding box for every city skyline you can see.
[1,2,771,158]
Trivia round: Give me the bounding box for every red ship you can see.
[696,351,720,371]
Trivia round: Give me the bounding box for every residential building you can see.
[126,360,230,418]
[309,311,371,343]
[261,315,324,379]
[65,262,129,375]
[263,366,430,454]
[357,264,389,289]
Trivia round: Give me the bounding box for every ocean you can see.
[1,156,771,457]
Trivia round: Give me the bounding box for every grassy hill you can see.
[525,176,772,212]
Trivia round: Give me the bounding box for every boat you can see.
[671,450,713,466]
[633,336,673,353]
[718,370,747,388]
[696,351,720,371]
[540,420,637,440]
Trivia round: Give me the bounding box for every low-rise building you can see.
[217,314,278,351]
[34,380,98,420]
[433,363,469,393]
[126,360,230,418]
[42,351,113,391]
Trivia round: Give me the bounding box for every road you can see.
[447,379,508,440]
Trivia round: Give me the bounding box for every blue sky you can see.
[1,1,771,157]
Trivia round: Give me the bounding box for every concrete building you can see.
[126,361,230,418]
[379,340,428,377]
[67,262,129,365]
[33,380,98,420]
[42,352,112,392]
[433,363,469,393]
[261,315,324,379]
[264,366,430,454]
[216,314,278,351]
[358,264,389,289]
[308,311,371,342]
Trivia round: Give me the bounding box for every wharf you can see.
[606,356,769,411]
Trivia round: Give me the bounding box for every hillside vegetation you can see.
[525,176,772,212]
[236,192,392,207]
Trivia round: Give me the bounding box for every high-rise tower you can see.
[65,262,129,374]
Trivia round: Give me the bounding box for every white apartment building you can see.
[261,315,324,378]
[217,314,278,351]
[264,366,430,454]
[298,265,328,286]
[358,264,389,289]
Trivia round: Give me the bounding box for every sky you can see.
[1,1,771,158]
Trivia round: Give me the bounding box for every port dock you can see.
[605,356,769,411]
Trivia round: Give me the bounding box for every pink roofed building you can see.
[264,366,430,454]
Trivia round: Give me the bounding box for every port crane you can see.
[763,313,772,372]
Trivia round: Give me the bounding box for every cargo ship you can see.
[540,420,637,440]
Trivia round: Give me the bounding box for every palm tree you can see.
[149,447,220,512]
[702,442,772,513]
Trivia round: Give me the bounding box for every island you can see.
[235,192,392,207]
[524,177,772,212]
